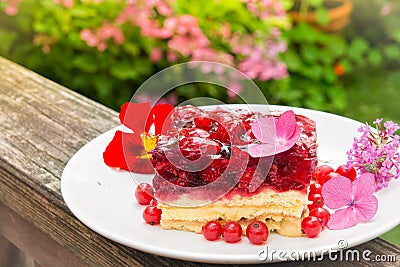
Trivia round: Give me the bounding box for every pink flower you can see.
[227,81,243,99]
[53,0,73,8]
[4,0,22,16]
[381,3,394,16]
[150,47,163,62]
[248,110,300,157]
[167,52,178,62]
[322,173,378,230]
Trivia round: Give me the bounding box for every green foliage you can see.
[0,0,399,114]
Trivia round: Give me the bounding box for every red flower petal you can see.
[103,131,128,170]
[119,102,174,135]
[103,130,154,174]
[147,103,174,135]
[119,102,151,133]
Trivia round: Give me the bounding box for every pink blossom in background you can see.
[231,28,288,81]
[3,0,22,16]
[380,3,394,16]
[191,48,234,67]
[150,48,163,63]
[221,22,231,39]
[136,93,178,106]
[53,0,74,9]
[167,52,178,62]
[42,44,51,54]
[227,81,243,99]
[242,0,286,19]
[80,29,99,47]
[76,0,289,88]
[80,22,124,51]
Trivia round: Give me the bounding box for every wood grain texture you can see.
[0,56,398,266]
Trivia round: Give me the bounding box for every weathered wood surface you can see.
[0,56,399,266]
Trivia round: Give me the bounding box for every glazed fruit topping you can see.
[151,107,317,196]
[179,136,221,161]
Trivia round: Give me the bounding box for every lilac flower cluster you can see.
[347,118,400,190]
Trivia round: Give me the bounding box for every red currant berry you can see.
[135,183,154,205]
[142,205,162,225]
[246,221,269,245]
[202,221,223,241]
[309,183,322,195]
[335,165,357,181]
[309,207,331,228]
[301,216,322,238]
[150,198,158,207]
[222,222,242,243]
[313,165,334,185]
[325,172,341,184]
[308,194,324,208]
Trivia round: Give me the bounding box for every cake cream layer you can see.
[158,189,308,237]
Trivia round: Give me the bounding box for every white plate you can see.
[61,105,400,264]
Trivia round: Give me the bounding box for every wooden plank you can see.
[0,56,398,266]
[0,202,87,267]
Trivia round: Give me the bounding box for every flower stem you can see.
[300,0,309,19]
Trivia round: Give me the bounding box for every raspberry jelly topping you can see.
[150,106,317,201]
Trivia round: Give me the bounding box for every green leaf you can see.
[72,55,98,73]
[93,75,113,99]
[282,49,302,71]
[315,8,330,26]
[301,44,319,63]
[70,6,96,18]
[347,38,370,63]
[327,85,346,112]
[0,29,17,55]
[309,0,324,7]
[367,50,382,66]
[324,68,337,84]
[384,44,400,60]
[110,61,138,80]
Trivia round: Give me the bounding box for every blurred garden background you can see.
[0,0,399,245]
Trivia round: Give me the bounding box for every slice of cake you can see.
[150,105,317,237]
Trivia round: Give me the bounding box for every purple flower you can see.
[347,119,400,190]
